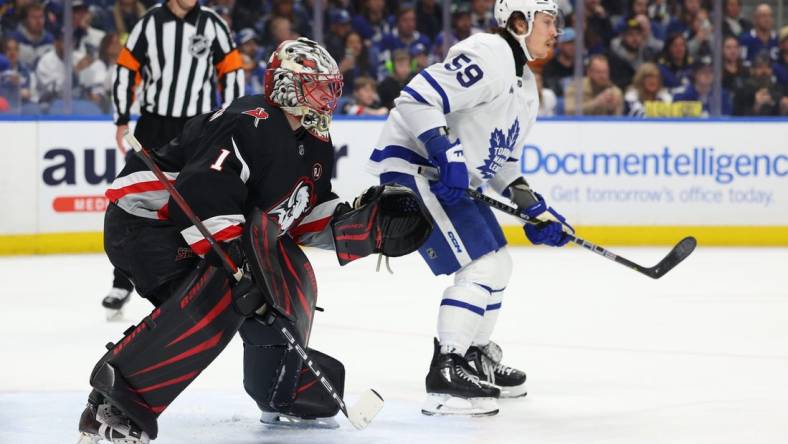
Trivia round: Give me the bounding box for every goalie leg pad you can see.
[240,319,344,419]
[90,262,246,438]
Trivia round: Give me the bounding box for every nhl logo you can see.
[189,35,210,58]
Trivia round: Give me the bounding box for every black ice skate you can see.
[102,287,132,321]
[421,338,500,416]
[466,341,527,398]
[77,398,150,444]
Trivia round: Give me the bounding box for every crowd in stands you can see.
[0,0,786,117]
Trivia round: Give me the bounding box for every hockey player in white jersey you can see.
[367,0,573,416]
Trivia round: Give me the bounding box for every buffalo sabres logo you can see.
[268,179,315,234]
[189,35,210,58]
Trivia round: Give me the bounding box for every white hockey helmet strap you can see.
[494,0,561,61]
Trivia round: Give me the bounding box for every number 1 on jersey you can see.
[210,149,231,171]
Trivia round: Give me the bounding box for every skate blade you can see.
[421,393,499,417]
[498,383,527,399]
[260,412,339,429]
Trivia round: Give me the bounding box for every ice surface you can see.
[1,246,787,444]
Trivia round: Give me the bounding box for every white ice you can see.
[1,246,787,444]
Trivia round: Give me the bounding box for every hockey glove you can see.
[419,127,469,204]
[522,193,574,247]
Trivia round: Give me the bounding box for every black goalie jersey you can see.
[106,95,341,254]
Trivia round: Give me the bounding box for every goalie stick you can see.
[418,167,696,279]
[124,131,384,430]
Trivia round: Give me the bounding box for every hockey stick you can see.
[124,131,383,430]
[417,167,696,279]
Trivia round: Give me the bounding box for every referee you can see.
[102,0,244,315]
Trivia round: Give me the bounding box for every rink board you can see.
[1,117,787,254]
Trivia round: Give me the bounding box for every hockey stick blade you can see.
[347,389,384,430]
[643,236,697,279]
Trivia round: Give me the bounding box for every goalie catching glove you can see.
[331,184,433,265]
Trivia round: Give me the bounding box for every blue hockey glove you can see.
[419,127,469,204]
[521,193,574,247]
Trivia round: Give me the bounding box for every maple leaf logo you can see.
[477,119,520,179]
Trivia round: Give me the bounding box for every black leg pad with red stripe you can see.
[239,318,344,419]
[89,261,245,439]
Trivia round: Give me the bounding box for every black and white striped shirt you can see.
[112,4,244,124]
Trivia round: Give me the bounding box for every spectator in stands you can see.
[79,32,119,113]
[666,0,701,38]
[0,36,35,110]
[624,62,671,116]
[341,76,388,115]
[647,0,671,36]
[658,33,693,93]
[542,26,575,97]
[739,3,778,63]
[416,0,442,41]
[733,52,786,116]
[237,28,264,61]
[609,19,660,88]
[337,30,377,95]
[9,2,52,68]
[722,35,749,93]
[263,16,297,58]
[241,53,264,95]
[0,0,29,33]
[34,28,66,104]
[584,0,614,54]
[774,26,788,85]
[432,4,477,61]
[410,41,429,71]
[231,0,269,35]
[535,72,557,116]
[673,56,732,116]
[325,8,353,64]
[687,8,713,59]
[111,0,145,42]
[376,5,430,79]
[377,48,413,109]
[722,0,751,38]
[263,0,310,45]
[469,0,494,31]
[564,54,624,115]
[72,0,105,56]
[615,0,665,41]
[352,0,391,42]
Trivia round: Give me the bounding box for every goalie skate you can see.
[77,402,149,444]
[260,412,339,429]
[102,288,131,321]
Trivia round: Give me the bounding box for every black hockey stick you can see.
[417,168,696,279]
[124,131,383,430]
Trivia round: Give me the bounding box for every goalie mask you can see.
[494,0,562,61]
[264,38,343,141]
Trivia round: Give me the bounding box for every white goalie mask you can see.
[493,0,562,61]
[264,38,343,141]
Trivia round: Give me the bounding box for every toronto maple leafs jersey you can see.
[368,30,538,194]
[106,95,341,254]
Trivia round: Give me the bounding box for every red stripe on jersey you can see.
[289,216,331,243]
[189,225,243,255]
[105,180,173,202]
